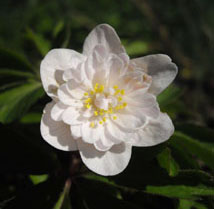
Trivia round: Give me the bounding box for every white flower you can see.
[40,24,178,176]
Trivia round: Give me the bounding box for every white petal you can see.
[141,104,160,119]
[77,139,132,176]
[57,84,83,107]
[67,80,86,99]
[106,121,133,142]
[126,92,157,108]
[114,110,147,131]
[83,24,125,56]
[40,101,77,151]
[51,101,68,121]
[62,107,82,125]
[40,49,85,99]
[70,125,81,139]
[131,54,178,95]
[107,54,125,87]
[131,112,174,147]
[94,130,114,151]
[81,121,102,144]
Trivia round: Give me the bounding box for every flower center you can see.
[82,83,127,128]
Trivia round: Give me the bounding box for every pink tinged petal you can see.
[63,63,85,83]
[40,49,85,99]
[81,122,102,144]
[131,112,174,147]
[77,139,132,176]
[94,132,114,152]
[40,101,77,151]
[118,53,130,68]
[51,101,68,121]
[67,80,86,99]
[141,104,160,119]
[107,54,125,87]
[114,111,147,131]
[131,54,178,95]
[70,125,81,139]
[106,121,133,142]
[62,107,82,125]
[57,84,83,107]
[83,24,125,56]
[126,92,157,108]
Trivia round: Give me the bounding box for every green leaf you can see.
[157,147,180,177]
[20,112,42,124]
[123,40,149,56]
[157,85,182,108]
[176,123,214,143]
[53,179,71,209]
[178,199,208,209]
[25,28,51,56]
[53,21,65,38]
[0,81,44,123]
[29,174,49,185]
[170,132,214,169]
[0,47,33,71]
[146,185,214,199]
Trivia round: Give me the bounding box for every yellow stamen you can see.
[108,107,113,114]
[113,85,118,89]
[114,89,120,95]
[103,117,106,122]
[121,89,125,95]
[90,90,94,95]
[94,111,98,116]
[123,102,127,107]
[118,96,122,101]
[90,122,95,128]
[113,116,117,120]
[84,98,92,103]
[98,85,104,93]
[94,83,99,92]
[99,110,104,116]
[84,92,88,96]
[99,121,103,125]
[86,104,91,109]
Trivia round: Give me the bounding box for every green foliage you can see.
[157,147,180,177]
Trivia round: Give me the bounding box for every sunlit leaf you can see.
[29,174,49,185]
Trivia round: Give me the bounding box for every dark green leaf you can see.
[157,147,180,177]
[25,29,51,56]
[53,179,71,209]
[170,132,214,169]
[176,123,214,143]
[178,199,208,209]
[0,81,44,123]
[146,185,214,199]
[0,47,32,72]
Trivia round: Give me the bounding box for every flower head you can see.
[40,24,178,176]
